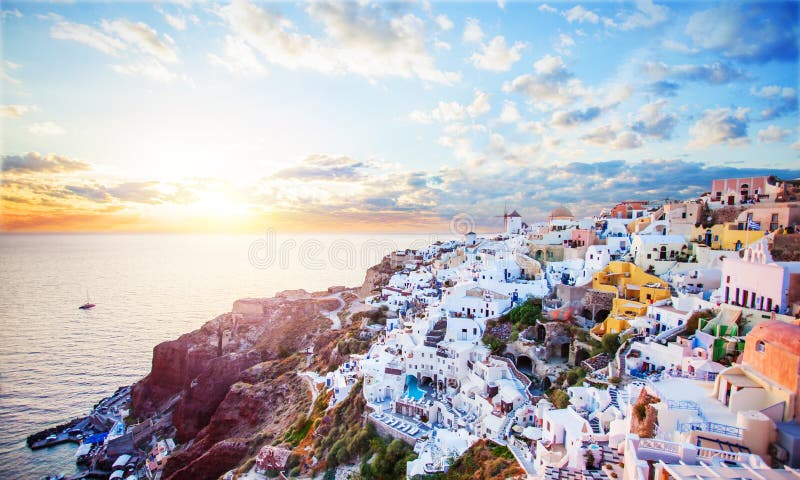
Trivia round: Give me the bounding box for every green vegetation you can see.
[548,389,570,409]
[309,381,416,479]
[411,440,523,480]
[508,298,542,327]
[601,333,621,356]
[337,337,372,355]
[565,367,587,387]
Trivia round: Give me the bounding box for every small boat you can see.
[79,291,96,310]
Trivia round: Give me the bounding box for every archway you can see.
[659,246,667,260]
[595,309,610,322]
[560,343,570,358]
[516,355,533,374]
[536,324,546,342]
[575,348,591,365]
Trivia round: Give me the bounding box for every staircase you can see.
[589,417,602,434]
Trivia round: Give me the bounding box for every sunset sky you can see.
[1,0,798,232]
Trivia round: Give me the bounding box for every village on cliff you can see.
[292,174,800,480]
[53,174,800,480]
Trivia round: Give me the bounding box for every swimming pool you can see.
[405,375,426,400]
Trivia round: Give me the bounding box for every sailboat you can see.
[79,291,96,310]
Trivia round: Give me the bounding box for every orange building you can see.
[609,200,649,219]
[714,320,800,422]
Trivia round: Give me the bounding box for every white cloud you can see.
[618,0,669,31]
[632,99,677,140]
[0,104,38,118]
[111,60,177,83]
[434,40,451,51]
[538,4,557,14]
[50,19,125,55]
[661,39,698,54]
[555,33,575,55]
[208,35,267,76]
[1,60,21,84]
[101,19,179,63]
[28,121,66,136]
[563,6,600,24]
[163,12,187,31]
[435,14,453,31]
[688,107,749,148]
[499,100,521,123]
[213,0,459,85]
[504,54,582,109]
[2,9,22,19]
[757,125,790,144]
[582,125,643,149]
[410,101,466,124]
[462,18,484,44]
[469,35,526,72]
[643,61,744,84]
[467,90,491,118]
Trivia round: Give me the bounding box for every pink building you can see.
[721,239,800,314]
[564,228,596,248]
[711,176,771,205]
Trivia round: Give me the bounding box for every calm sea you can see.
[0,233,449,479]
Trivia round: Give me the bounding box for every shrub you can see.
[601,333,621,356]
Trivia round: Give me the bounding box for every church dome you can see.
[549,206,573,219]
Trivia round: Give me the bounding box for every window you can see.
[756,341,766,353]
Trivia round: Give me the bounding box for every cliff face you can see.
[358,255,402,298]
[130,291,351,480]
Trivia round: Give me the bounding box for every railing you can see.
[677,421,743,438]
[639,438,682,455]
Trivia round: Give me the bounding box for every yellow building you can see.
[590,261,671,338]
[691,222,766,251]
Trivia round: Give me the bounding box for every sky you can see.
[1,0,798,233]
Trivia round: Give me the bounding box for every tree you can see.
[602,333,621,356]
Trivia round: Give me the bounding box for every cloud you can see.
[111,60,177,83]
[551,106,602,128]
[163,12,186,31]
[643,61,744,85]
[272,154,372,181]
[750,85,797,120]
[757,125,790,144]
[581,125,643,149]
[28,121,66,136]
[1,60,21,84]
[411,90,489,123]
[462,18,484,44]
[563,5,600,24]
[555,33,575,55]
[469,35,526,72]
[503,54,581,109]
[467,90,491,118]
[0,104,38,118]
[631,99,677,140]
[208,35,267,76]
[618,0,669,31]
[661,39,698,54]
[688,107,749,148]
[2,152,90,174]
[212,0,459,85]
[100,19,179,63]
[435,14,453,31]
[50,19,125,55]
[685,3,798,63]
[499,100,521,123]
[2,9,22,19]
[538,4,557,14]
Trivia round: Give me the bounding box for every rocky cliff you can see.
[130,258,394,480]
[130,291,348,480]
